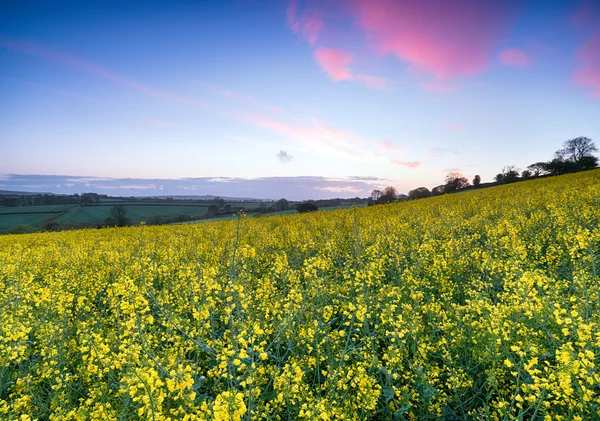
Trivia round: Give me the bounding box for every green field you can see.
[0,200,365,231]
[0,203,210,230]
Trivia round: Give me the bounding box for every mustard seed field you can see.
[1,171,599,421]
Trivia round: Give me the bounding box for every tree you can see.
[110,205,129,227]
[41,220,61,232]
[408,187,431,200]
[527,162,547,177]
[444,172,469,193]
[206,204,219,218]
[431,185,446,196]
[214,197,226,210]
[577,155,599,170]
[542,158,577,175]
[521,170,532,180]
[370,190,383,201]
[473,175,481,186]
[275,198,289,211]
[297,202,318,213]
[497,166,520,183]
[383,186,398,198]
[555,137,597,163]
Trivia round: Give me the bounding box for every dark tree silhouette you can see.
[444,172,469,193]
[110,205,129,227]
[297,202,318,213]
[408,187,431,199]
[555,137,597,163]
[276,198,289,211]
[473,175,481,186]
[383,186,398,198]
[370,190,383,201]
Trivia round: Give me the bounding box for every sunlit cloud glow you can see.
[498,48,532,68]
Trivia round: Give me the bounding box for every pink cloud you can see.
[314,186,361,193]
[313,47,388,89]
[444,125,463,132]
[287,0,323,45]
[356,75,389,90]
[498,48,531,67]
[352,0,519,81]
[570,0,600,28]
[314,47,355,81]
[378,139,404,152]
[390,159,420,168]
[199,82,283,114]
[573,34,600,98]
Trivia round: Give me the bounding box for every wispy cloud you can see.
[314,47,355,81]
[287,0,323,44]
[378,139,404,152]
[573,34,600,98]
[389,159,420,168]
[443,125,463,132]
[0,38,207,108]
[430,147,461,157]
[313,47,390,89]
[314,185,361,193]
[198,82,283,114]
[498,48,532,68]
[1,76,101,103]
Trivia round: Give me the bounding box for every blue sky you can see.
[1,0,599,199]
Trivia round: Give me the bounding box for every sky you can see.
[1,0,599,200]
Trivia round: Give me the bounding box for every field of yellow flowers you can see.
[1,170,599,421]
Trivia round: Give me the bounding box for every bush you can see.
[297,202,318,213]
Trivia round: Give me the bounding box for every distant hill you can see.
[143,195,267,201]
[0,189,54,196]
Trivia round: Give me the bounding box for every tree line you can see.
[371,137,598,203]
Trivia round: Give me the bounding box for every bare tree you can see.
[555,137,597,163]
[383,186,398,198]
[370,189,383,201]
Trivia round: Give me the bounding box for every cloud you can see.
[570,0,600,28]
[0,38,207,108]
[313,47,390,89]
[276,150,293,162]
[430,147,461,156]
[355,75,390,90]
[389,159,420,168]
[0,76,101,103]
[287,0,323,44]
[314,47,355,81]
[314,186,362,193]
[573,34,600,98]
[378,139,404,152]
[198,82,283,114]
[349,0,519,89]
[498,48,531,68]
[0,174,388,200]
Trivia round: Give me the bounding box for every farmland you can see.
[1,170,599,420]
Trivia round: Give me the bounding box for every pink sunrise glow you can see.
[574,34,600,98]
[314,47,355,82]
[351,0,518,81]
[498,48,532,68]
